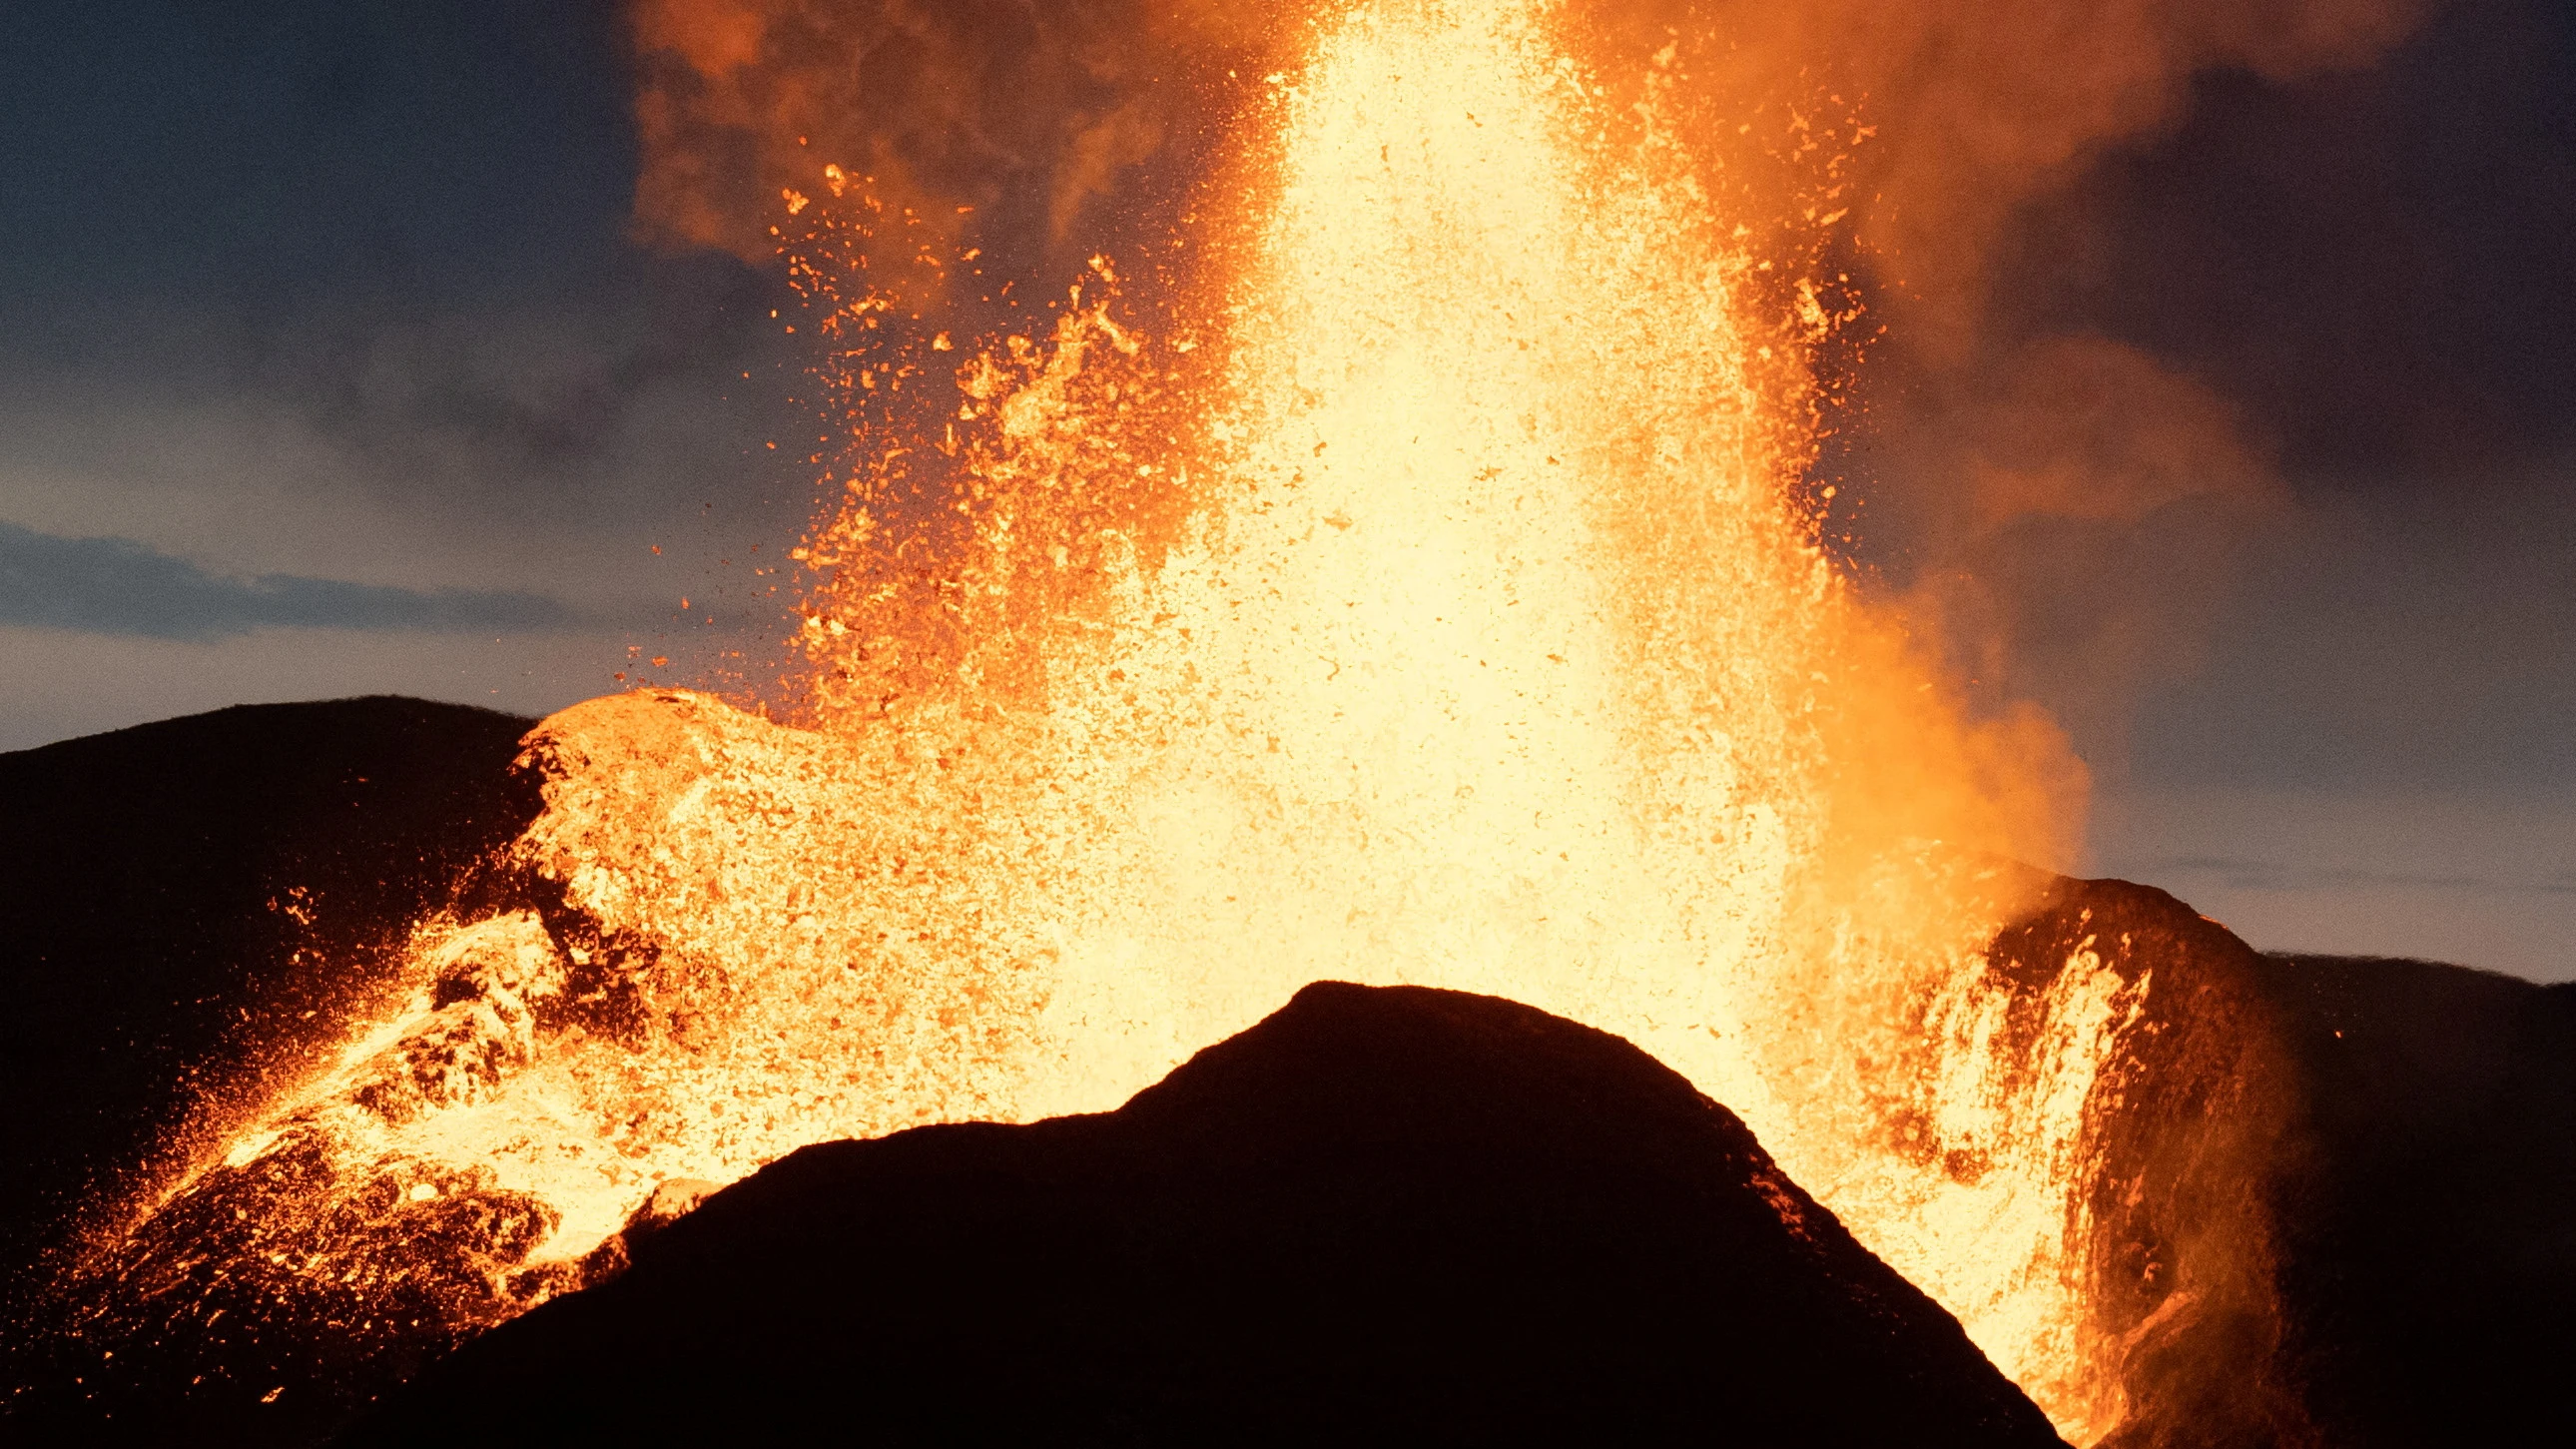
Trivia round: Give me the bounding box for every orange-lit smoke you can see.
[630,0,2424,764]
[628,0,1276,277]
[1618,0,2426,346]
[1633,0,2424,756]
[630,0,2423,374]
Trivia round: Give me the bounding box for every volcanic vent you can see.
[338,982,2072,1447]
[1,2,2429,1445]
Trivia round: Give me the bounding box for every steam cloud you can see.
[625,0,2428,776]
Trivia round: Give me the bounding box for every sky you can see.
[1957,0,2576,979]
[1,0,2568,979]
[0,1,813,744]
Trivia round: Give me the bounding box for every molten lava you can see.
[75,0,2163,1440]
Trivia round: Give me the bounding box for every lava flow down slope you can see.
[5,0,2569,1446]
[0,699,542,1327]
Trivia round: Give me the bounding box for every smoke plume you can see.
[624,0,2428,780]
[628,0,1280,279]
[1651,0,2423,776]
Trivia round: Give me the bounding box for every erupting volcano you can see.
[8,2,2568,1447]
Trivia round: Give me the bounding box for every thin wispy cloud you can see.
[0,520,574,641]
[2146,854,2574,897]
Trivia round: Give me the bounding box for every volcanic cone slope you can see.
[0,697,539,1318]
[344,981,2066,1447]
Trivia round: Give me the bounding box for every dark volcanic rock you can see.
[10,689,2563,1449]
[342,983,2068,1448]
[0,699,539,1320]
[2254,953,2576,1449]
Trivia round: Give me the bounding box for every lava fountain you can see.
[49,0,2158,1440]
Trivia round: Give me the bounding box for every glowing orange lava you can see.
[97,0,2151,1438]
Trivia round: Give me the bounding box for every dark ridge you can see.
[2253,952,2576,1449]
[3,696,2563,1447]
[0,697,541,1324]
[339,983,2068,1448]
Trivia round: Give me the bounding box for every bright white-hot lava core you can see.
[92,0,2146,1440]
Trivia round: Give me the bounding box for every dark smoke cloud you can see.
[229,255,792,518]
[1994,0,2576,489]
